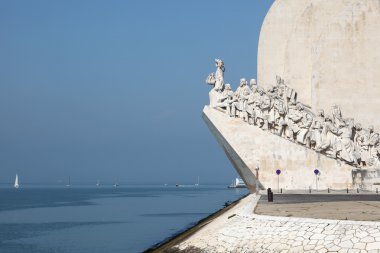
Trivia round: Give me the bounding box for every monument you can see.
[203,0,380,193]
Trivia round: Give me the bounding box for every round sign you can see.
[276,169,281,175]
[314,169,320,175]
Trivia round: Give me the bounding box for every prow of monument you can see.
[203,0,380,193]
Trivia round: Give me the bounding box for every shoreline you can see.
[143,193,249,253]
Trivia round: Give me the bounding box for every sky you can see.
[0,0,275,185]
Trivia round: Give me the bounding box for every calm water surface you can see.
[0,185,248,253]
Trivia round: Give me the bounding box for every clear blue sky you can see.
[0,0,274,184]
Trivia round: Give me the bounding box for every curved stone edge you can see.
[202,109,263,193]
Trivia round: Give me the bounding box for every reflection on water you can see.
[0,185,248,253]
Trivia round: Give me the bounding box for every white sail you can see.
[228,178,246,188]
[195,176,200,186]
[14,174,19,188]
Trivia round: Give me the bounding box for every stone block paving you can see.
[176,195,380,253]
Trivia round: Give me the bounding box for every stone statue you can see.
[214,59,225,92]
[332,104,344,128]
[215,84,234,115]
[354,123,369,166]
[310,110,325,150]
[246,85,258,125]
[316,115,339,158]
[232,78,250,121]
[297,106,313,146]
[362,126,380,167]
[256,88,271,130]
[206,59,225,107]
[204,62,380,169]
[336,118,359,166]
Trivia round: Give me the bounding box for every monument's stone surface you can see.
[203,106,355,191]
[258,0,380,130]
[203,0,380,192]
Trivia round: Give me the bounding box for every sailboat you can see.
[195,176,200,186]
[96,180,100,187]
[228,178,246,188]
[66,176,71,187]
[14,174,19,189]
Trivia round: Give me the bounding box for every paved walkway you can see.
[175,195,380,253]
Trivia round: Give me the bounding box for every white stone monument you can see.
[203,0,380,193]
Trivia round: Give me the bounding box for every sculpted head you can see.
[355,123,362,131]
[239,78,247,87]
[296,103,304,111]
[225,83,232,91]
[369,125,374,133]
[215,59,224,68]
[250,79,257,87]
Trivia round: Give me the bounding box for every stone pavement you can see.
[174,195,380,253]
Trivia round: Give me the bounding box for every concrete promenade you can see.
[175,194,380,252]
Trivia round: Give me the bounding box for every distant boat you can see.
[195,176,200,186]
[14,174,19,189]
[228,178,246,188]
[66,176,71,187]
[96,180,100,187]
[113,182,119,187]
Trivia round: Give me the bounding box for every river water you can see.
[0,184,248,253]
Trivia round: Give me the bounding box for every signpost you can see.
[314,169,320,191]
[276,169,281,193]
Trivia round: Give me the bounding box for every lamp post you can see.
[314,169,320,191]
[276,169,281,193]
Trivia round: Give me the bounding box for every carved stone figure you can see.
[206,59,225,107]
[316,116,339,158]
[267,86,278,133]
[214,59,225,92]
[310,110,325,150]
[298,107,313,146]
[204,63,380,169]
[336,118,359,166]
[216,84,234,115]
[256,88,271,130]
[355,123,369,166]
[366,126,380,157]
[232,78,250,121]
[287,103,312,144]
[246,85,258,125]
[332,104,344,128]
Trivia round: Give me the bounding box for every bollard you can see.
[267,188,273,202]
[309,187,311,194]
[280,188,282,194]
[347,188,349,194]
[377,188,378,194]
[357,188,359,193]
[328,188,330,193]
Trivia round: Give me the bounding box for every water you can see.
[0,185,248,253]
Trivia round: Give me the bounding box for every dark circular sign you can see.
[276,169,281,175]
[314,169,320,175]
